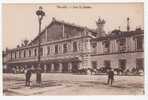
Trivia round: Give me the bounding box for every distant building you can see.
[3,17,144,73]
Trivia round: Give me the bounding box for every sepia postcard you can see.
[2,3,144,96]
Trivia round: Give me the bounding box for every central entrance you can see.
[72,62,79,73]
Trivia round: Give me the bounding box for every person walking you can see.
[107,68,114,86]
[25,67,32,87]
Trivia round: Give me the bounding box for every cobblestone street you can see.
[3,73,144,95]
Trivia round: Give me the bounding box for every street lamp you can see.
[36,6,45,85]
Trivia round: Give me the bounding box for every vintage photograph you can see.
[2,3,144,95]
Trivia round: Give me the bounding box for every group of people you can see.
[24,67,115,87]
[107,68,115,86]
[25,67,42,87]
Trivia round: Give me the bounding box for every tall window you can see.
[136,37,143,51]
[29,49,31,57]
[92,61,97,69]
[63,43,67,53]
[47,46,50,55]
[40,47,43,56]
[118,38,126,52]
[103,40,110,53]
[91,42,97,53]
[24,50,26,58]
[104,60,111,69]
[136,58,144,71]
[10,52,12,59]
[15,52,17,59]
[34,48,37,56]
[19,51,21,58]
[119,59,126,70]
[73,42,77,52]
[55,45,58,54]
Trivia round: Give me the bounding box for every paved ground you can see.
[3,73,144,96]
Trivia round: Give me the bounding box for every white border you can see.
[1,0,145,3]
[144,0,148,96]
[4,0,144,3]
[0,0,147,99]
[0,0,2,97]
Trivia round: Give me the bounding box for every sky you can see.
[3,3,144,49]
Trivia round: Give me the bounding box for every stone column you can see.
[51,63,54,72]
[45,27,48,42]
[59,63,63,73]
[68,62,72,72]
[44,64,47,73]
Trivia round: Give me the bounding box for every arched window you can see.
[15,52,17,59]
[40,47,43,56]
[19,51,21,58]
[102,40,110,53]
[63,43,67,53]
[55,45,58,54]
[24,50,26,58]
[136,37,143,51]
[47,46,50,55]
[29,49,31,57]
[73,42,77,52]
[117,38,126,52]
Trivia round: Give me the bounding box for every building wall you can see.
[4,20,144,73]
[90,33,144,71]
[94,36,136,54]
[6,35,91,65]
[5,32,144,72]
[91,52,143,71]
[47,23,63,41]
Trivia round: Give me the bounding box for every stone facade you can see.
[3,18,144,73]
[90,29,144,72]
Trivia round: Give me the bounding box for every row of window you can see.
[47,41,77,55]
[9,37,143,60]
[92,37,143,53]
[11,48,37,59]
[10,41,78,59]
[92,58,144,71]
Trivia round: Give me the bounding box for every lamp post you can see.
[36,6,45,85]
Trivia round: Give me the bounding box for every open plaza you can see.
[3,73,144,95]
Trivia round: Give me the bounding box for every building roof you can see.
[29,17,98,45]
[92,28,144,41]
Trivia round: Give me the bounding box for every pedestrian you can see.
[107,68,114,86]
[25,67,32,87]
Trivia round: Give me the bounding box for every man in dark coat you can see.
[25,67,32,87]
[107,68,114,85]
